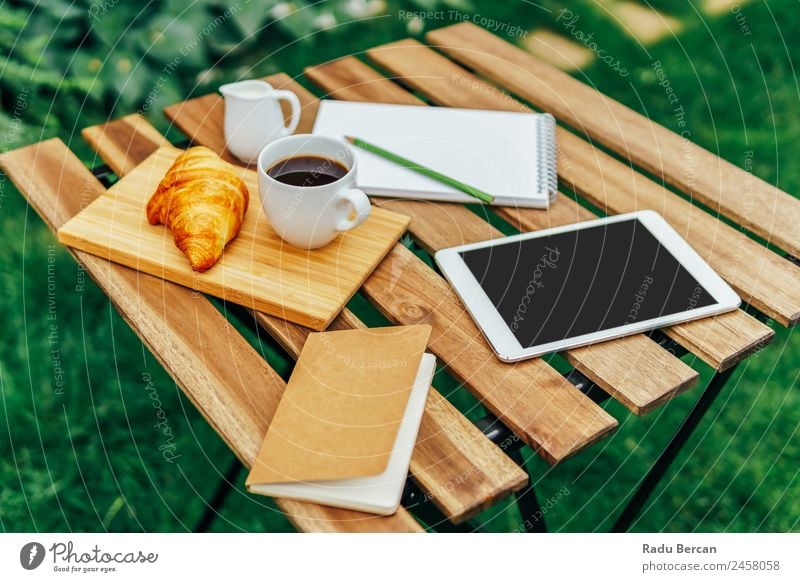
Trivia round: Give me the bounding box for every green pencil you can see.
[345,135,495,204]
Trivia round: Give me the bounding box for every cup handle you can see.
[273,90,301,136]
[335,188,371,232]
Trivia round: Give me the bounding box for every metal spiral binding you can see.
[536,113,559,201]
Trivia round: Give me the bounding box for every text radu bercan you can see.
[643,543,717,554]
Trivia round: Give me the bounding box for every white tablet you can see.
[435,211,740,362]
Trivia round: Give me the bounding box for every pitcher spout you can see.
[219,79,274,100]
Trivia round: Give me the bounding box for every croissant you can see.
[146,146,249,272]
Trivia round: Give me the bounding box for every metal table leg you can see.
[193,456,244,532]
[401,482,474,532]
[508,449,547,532]
[613,363,740,532]
[474,414,547,532]
[470,369,611,532]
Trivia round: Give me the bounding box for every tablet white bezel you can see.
[434,210,741,362]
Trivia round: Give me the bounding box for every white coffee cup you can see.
[257,134,371,249]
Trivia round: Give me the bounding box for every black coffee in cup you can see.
[267,155,348,187]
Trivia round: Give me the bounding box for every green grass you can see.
[1,0,798,532]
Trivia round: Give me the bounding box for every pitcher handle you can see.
[273,90,301,136]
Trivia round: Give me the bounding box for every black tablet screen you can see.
[459,218,716,348]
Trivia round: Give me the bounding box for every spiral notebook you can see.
[312,100,558,208]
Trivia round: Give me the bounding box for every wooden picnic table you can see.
[2,22,797,533]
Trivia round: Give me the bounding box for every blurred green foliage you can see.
[0,0,488,142]
[0,0,798,533]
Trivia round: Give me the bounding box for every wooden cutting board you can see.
[57,146,410,330]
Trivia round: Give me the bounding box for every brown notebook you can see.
[247,325,432,487]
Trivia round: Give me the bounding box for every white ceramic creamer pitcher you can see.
[219,80,301,164]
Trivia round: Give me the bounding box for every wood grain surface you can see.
[306,56,700,414]
[363,40,776,367]
[82,113,170,176]
[0,138,423,533]
[362,242,617,462]
[57,146,409,331]
[258,308,527,522]
[81,114,529,523]
[428,22,800,259]
[163,75,619,464]
[368,38,799,327]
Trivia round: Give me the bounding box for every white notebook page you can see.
[312,100,556,207]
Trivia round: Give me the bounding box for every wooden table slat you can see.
[305,57,700,414]
[367,39,799,327]
[0,138,422,533]
[307,57,426,106]
[82,113,528,523]
[362,242,617,461]
[363,40,776,367]
[82,114,171,175]
[164,75,619,464]
[557,129,800,326]
[428,22,800,259]
[256,310,528,521]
